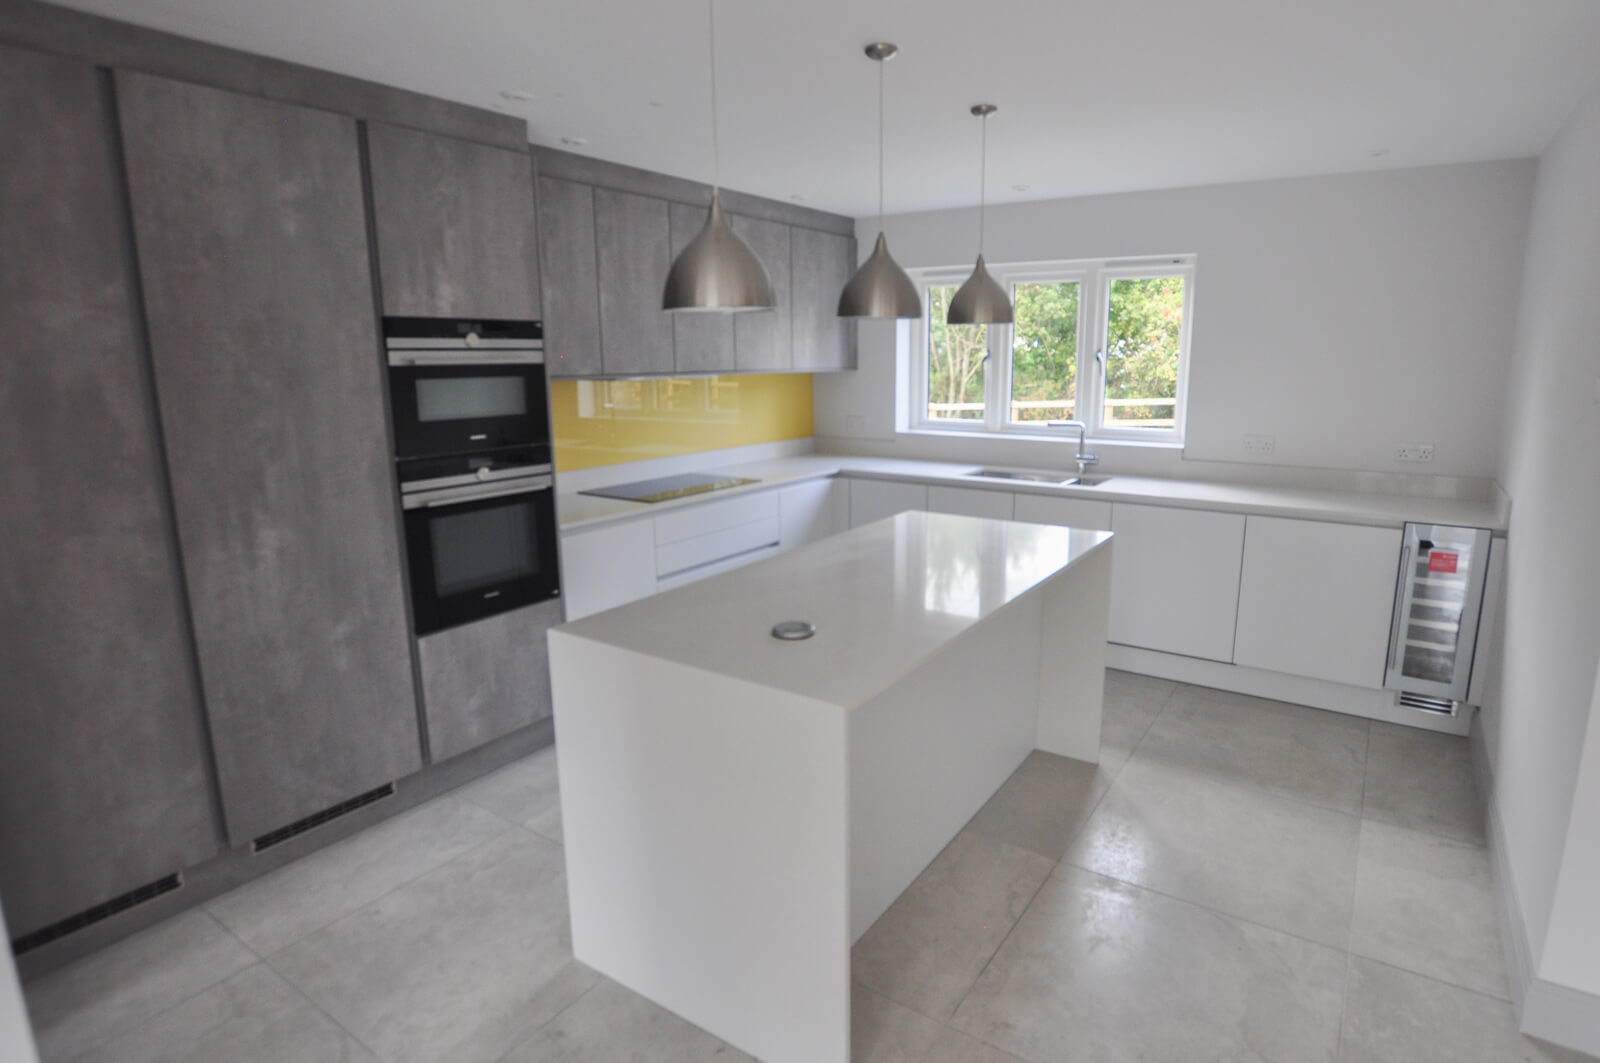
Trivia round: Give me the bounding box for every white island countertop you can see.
[555,510,1113,709]
[556,452,1508,534]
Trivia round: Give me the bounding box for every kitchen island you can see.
[547,511,1113,1063]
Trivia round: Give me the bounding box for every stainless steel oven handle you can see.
[403,475,553,509]
[387,350,545,366]
[1386,544,1412,674]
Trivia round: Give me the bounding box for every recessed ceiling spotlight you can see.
[1011,183,1030,192]
[499,89,536,102]
[1368,148,1391,158]
[649,100,665,108]
[789,194,806,201]
[561,136,590,147]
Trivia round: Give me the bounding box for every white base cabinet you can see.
[1108,503,1246,662]
[560,519,657,621]
[848,479,928,528]
[1232,516,1402,688]
[778,479,846,550]
[1013,493,1112,531]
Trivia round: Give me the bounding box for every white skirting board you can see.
[1469,711,1600,1056]
[1105,644,1473,736]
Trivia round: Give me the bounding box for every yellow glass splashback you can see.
[549,374,814,472]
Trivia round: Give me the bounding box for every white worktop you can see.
[554,510,1113,709]
[555,452,1508,534]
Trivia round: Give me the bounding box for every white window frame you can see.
[908,255,1194,444]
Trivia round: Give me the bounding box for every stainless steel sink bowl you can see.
[965,468,1112,487]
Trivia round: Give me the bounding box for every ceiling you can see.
[48,0,1600,218]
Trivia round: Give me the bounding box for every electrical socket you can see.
[1395,443,1434,463]
[1242,433,1276,455]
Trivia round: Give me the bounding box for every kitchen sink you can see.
[966,468,1111,487]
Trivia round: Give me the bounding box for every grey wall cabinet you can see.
[668,200,736,372]
[791,227,857,371]
[416,599,564,763]
[594,187,677,376]
[0,45,222,936]
[536,176,605,377]
[366,122,541,321]
[115,71,423,844]
[730,214,793,371]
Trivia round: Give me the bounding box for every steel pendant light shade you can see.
[662,0,775,313]
[946,253,1012,324]
[838,42,920,320]
[662,192,774,311]
[838,232,920,318]
[948,103,1012,325]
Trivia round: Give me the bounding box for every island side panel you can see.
[547,630,851,1063]
[849,594,1044,941]
[1034,540,1112,760]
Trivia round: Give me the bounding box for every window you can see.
[910,256,1193,443]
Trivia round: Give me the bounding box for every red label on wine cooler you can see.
[1428,552,1459,574]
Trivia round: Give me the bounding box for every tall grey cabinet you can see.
[365,122,542,320]
[0,45,222,937]
[115,72,422,844]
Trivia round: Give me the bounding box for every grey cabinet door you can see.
[730,214,792,371]
[668,200,735,373]
[594,187,676,376]
[536,176,604,377]
[366,122,541,320]
[417,599,563,763]
[116,71,422,844]
[791,227,857,371]
[0,45,221,935]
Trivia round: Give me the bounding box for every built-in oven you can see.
[402,470,560,637]
[385,317,549,466]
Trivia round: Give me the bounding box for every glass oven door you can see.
[402,476,560,636]
[389,362,550,460]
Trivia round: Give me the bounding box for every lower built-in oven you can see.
[402,467,560,636]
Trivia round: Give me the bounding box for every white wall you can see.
[1487,75,1600,993]
[0,902,41,1063]
[816,160,1534,481]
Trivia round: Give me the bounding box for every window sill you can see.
[900,425,1185,451]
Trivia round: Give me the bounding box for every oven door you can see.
[402,476,561,636]
[389,362,550,460]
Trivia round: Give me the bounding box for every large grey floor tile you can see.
[923,1028,1029,1063]
[75,963,377,1063]
[1349,819,1508,999]
[1064,758,1361,948]
[1339,956,1590,1063]
[962,750,1110,859]
[24,909,256,1061]
[206,794,511,955]
[453,744,564,842]
[852,830,1054,1020]
[1133,684,1370,814]
[951,865,1347,1063]
[851,983,944,1063]
[1098,669,1177,777]
[499,977,755,1061]
[269,829,592,1063]
[1362,722,1485,844]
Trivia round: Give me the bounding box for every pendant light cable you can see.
[977,111,987,253]
[707,0,720,193]
[877,54,885,228]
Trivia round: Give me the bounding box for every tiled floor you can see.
[22,672,1595,1062]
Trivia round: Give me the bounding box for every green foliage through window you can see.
[1104,277,1184,428]
[926,286,986,421]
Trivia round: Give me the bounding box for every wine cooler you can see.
[1384,522,1493,705]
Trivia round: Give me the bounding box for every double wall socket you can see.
[1242,433,1276,455]
[1395,443,1435,463]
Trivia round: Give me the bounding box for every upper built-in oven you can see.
[385,317,549,471]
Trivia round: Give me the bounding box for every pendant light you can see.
[946,104,1012,325]
[662,0,775,312]
[837,42,920,319]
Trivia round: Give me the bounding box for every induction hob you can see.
[579,472,760,504]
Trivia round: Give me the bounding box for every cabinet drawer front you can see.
[848,479,929,527]
[1108,503,1246,663]
[560,519,657,621]
[654,490,779,545]
[927,485,1014,520]
[656,516,782,578]
[1013,493,1112,531]
[657,543,782,591]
